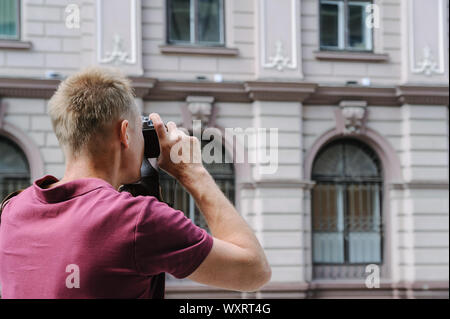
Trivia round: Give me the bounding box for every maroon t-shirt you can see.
[0,175,213,299]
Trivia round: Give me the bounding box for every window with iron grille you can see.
[167,0,225,46]
[311,139,383,279]
[0,136,30,200]
[0,0,20,40]
[159,138,234,232]
[320,0,373,51]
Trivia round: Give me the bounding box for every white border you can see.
[260,0,298,70]
[96,0,138,65]
[409,0,445,74]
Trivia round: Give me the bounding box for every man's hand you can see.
[149,113,206,186]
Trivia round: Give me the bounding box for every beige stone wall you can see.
[2,97,65,178]
[301,0,402,85]
[303,104,449,283]
[0,0,82,77]
[0,0,448,294]
[141,0,256,81]
[1,0,437,84]
[1,97,448,288]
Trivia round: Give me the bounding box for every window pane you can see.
[344,142,380,178]
[348,2,372,50]
[197,0,222,44]
[312,143,345,178]
[347,183,381,263]
[312,139,381,180]
[320,2,340,48]
[0,137,29,175]
[312,183,345,264]
[168,0,191,43]
[0,0,18,39]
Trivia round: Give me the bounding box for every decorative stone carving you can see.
[402,0,447,83]
[257,0,303,79]
[264,41,295,72]
[413,45,440,76]
[96,0,143,75]
[186,96,215,127]
[99,34,130,65]
[335,101,369,134]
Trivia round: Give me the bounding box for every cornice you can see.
[146,80,251,102]
[0,77,448,107]
[0,77,62,99]
[306,85,401,106]
[245,81,318,102]
[397,85,449,105]
[389,180,449,190]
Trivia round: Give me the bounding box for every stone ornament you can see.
[414,45,440,76]
[100,34,130,65]
[183,96,216,129]
[264,41,296,72]
[335,101,369,135]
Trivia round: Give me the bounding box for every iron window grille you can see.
[311,139,384,279]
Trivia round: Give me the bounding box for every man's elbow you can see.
[240,259,272,292]
[254,263,272,290]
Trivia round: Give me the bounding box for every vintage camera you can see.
[142,116,160,158]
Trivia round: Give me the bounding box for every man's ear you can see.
[119,120,130,149]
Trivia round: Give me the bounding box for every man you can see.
[0,67,271,299]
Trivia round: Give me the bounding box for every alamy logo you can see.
[365,264,380,289]
[169,120,279,176]
[65,264,80,289]
[65,4,80,29]
[365,4,380,29]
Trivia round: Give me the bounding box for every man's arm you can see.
[149,114,271,292]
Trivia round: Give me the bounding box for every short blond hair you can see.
[48,67,139,156]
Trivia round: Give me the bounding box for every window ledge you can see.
[0,40,32,50]
[160,45,239,57]
[314,50,389,63]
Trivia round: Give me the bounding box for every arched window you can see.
[0,136,31,199]
[311,139,383,279]
[159,137,234,232]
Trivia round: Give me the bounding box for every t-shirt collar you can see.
[33,175,116,203]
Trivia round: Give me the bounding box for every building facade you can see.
[0,0,448,298]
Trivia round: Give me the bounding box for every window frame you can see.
[319,0,374,52]
[311,139,384,267]
[166,0,226,47]
[0,0,21,41]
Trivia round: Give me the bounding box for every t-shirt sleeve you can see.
[134,196,214,279]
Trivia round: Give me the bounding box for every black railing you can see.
[0,179,30,202]
[312,181,383,279]
[160,176,235,231]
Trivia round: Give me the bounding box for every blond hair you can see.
[48,67,138,156]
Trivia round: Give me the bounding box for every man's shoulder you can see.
[1,189,26,215]
[98,187,160,212]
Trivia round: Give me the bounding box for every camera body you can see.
[142,116,160,158]
[119,116,162,197]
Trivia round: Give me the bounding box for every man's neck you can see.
[54,159,121,190]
